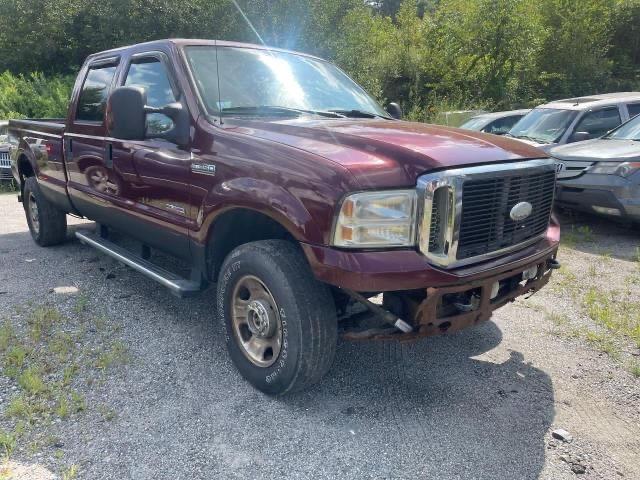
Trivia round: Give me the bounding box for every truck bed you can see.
[9,118,66,135]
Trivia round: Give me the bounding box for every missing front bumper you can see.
[342,250,558,341]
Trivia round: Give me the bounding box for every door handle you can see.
[104,143,113,168]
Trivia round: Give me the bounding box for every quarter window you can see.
[125,58,177,135]
[627,103,640,118]
[76,64,117,122]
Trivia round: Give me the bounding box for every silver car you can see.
[508,92,640,153]
[0,121,11,182]
[552,113,640,222]
[459,109,530,135]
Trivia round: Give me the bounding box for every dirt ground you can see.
[0,192,638,479]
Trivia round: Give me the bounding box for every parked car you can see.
[9,39,560,395]
[507,92,640,153]
[0,121,12,182]
[459,109,530,135]
[552,112,640,222]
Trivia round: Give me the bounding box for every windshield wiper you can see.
[510,134,549,144]
[328,109,389,119]
[221,106,344,118]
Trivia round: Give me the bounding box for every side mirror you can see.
[569,131,591,143]
[107,86,190,147]
[107,86,146,140]
[386,102,403,120]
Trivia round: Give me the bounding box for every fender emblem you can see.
[191,163,216,175]
[510,202,533,222]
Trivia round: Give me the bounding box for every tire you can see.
[23,176,67,247]
[217,240,337,395]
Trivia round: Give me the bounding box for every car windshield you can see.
[605,114,640,141]
[509,108,578,143]
[459,117,489,130]
[184,46,389,119]
[0,124,7,143]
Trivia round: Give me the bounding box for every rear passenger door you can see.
[65,58,119,215]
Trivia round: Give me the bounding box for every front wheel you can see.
[217,240,337,395]
[23,176,67,247]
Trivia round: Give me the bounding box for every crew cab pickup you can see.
[9,39,560,395]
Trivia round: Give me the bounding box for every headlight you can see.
[332,190,417,247]
[589,161,640,177]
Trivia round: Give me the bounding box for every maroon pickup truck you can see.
[9,39,560,395]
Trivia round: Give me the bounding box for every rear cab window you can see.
[76,63,118,122]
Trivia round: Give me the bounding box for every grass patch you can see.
[561,225,594,248]
[584,330,620,358]
[583,288,640,349]
[61,464,79,480]
[0,303,125,462]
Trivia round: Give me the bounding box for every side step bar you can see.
[75,231,202,298]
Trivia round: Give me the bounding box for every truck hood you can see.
[229,118,547,188]
[550,138,640,162]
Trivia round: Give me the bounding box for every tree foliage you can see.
[0,0,638,121]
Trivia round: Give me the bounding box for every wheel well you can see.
[207,209,296,280]
[18,155,34,195]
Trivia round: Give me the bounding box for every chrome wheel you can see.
[28,192,40,235]
[231,275,282,368]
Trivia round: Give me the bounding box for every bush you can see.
[0,72,74,120]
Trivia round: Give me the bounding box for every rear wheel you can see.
[217,240,337,395]
[23,176,67,246]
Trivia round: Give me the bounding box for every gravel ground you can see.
[0,192,639,479]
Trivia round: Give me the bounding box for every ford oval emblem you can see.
[510,202,533,221]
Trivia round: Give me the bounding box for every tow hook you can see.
[547,258,561,270]
[343,289,413,333]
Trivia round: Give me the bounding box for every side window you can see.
[125,58,177,136]
[484,116,520,135]
[76,64,117,122]
[627,103,640,119]
[572,107,622,140]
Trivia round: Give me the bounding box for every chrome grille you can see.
[0,151,9,168]
[418,159,557,268]
[457,170,555,260]
[556,160,595,179]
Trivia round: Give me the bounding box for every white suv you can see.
[507,92,640,153]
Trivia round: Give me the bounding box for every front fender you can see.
[198,177,324,244]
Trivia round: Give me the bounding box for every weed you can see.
[629,361,640,378]
[0,322,14,352]
[56,394,70,419]
[50,332,74,360]
[70,391,86,413]
[17,366,47,394]
[0,429,16,457]
[95,341,129,370]
[73,294,89,315]
[4,345,30,378]
[585,330,620,358]
[98,404,117,422]
[61,464,79,480]
[28,306,63,342]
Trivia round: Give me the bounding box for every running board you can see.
[75,231,202,298]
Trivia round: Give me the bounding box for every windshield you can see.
[184,46,389,119]
[459,117,489,130]
[0,124,7,143]
[605,114,640,141]
[509,108,578,143]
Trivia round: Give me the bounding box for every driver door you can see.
[107,51,196,259]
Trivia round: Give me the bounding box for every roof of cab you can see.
[86,39,325,62]
[537,92,640,111]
